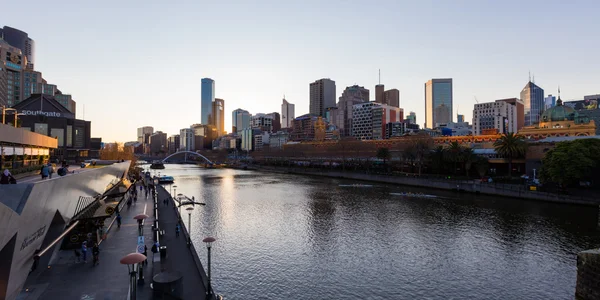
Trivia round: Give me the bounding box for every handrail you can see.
[34,220,80,259]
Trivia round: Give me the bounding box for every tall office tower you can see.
[309,78,336,117]
[425,78,453,128]
[457,114,465,123]
[211,98,225,136]
[0,26,35,69]
[375,84,385,103]
[232,108,251,133]
[333,85,370,136]
[0,39,25,106]
[406,111,416,124]
[544,94,556,110]
[520,81,544,126]
[384,89,400,107]
[496,98,524,131]
[281,98,295,128]
[179,128,195,151]
[472,99,518,135]
[201,78,215,125]
[137,126,154,143]
[267,112,281,132]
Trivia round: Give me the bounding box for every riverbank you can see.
[251,166,600,206]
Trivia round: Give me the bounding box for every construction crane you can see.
[474,96,479,104]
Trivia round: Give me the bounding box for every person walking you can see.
[116,213,122,228]
[40,164,49,180]
[47,163,54,179]
[0,169,15,184]
[175,223,180,237]
[81,241,88,263]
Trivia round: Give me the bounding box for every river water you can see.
[159,165,600,300]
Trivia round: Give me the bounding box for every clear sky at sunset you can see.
[3,0,599,142]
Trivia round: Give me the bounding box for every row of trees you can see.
[540,139,600,187]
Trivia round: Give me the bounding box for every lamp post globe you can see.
[203,237,216,298]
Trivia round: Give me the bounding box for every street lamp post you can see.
[2,106,16,125]
[203,237,216,299]
[186,207,194,246]
[120,253,147,300]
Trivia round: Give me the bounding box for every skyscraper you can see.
[309,78,336,117]
[0,26,35,69]
[333,85,369,136]
[384,89,400,107]
[267,112,281,132]
[137,126,154,143]
[520,81,544,126]
[201,78,215,125]
[232,108,251,133]
[375,84,385,103]
[544,94,556,110]
[281,98,295,128]
[425,78,453,128]
[212,98,225,136]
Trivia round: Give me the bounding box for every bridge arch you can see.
[162,151,214,164]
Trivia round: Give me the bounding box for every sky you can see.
[3,0,599,142]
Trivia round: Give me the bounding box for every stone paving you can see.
[17,184,214,300]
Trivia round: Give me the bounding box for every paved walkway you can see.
[136,186,212,300]
[17,190,154,300]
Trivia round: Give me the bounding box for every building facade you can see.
[545,94,556,110]
[201,78,215,125]
[290,114,318,141]
[521,81,544,126]
[333,85,369,137]
[375,84,385,103]
[137,126,154,143]
[269,131,289,149]
[472,99,518,135]
[0,26,35,69]
[385,122,420,138]
[406,111,416,124]
[519,97,596,139]
[232,108,251,133]
[384,89,400,107]
[281,98,295,128]
[149,131,167,155]
[179,128,195,151]
[251,114,273,132]
[352,102,403,140]
[0,39,25,107]
[211,98,225,135]
[309,78,336,117]
[267,112,281,132]
[168,134,180,154]
[425,78,453,128]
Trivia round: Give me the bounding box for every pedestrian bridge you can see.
[162,151,214,165]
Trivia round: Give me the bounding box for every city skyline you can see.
[2,1,599,142]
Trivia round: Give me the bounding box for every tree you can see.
[540,139,600,186]
[445,141,464,174]
[429,146,446,174]
[406,135,433,175]
[462,148,478,177]
[100,142,138,176]
[475,157,489,179]
[376,147,391,167]
[493,132,527,178]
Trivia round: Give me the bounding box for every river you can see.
[158,164,600,300]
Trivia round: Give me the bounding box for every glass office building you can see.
[520,81,544,126]
[201,78,215,125]
[425,78,453,128]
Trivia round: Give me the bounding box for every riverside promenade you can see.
[18,184,214,300]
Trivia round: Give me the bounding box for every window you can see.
[34,123,48,135]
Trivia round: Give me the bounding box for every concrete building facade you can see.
[232,108,251,133]
[281,98,295,128]
[333,85,369,137]
[211,98,224,136]
[384,89,400,107]
[472,99,518,135]
[168,134,180,154]
[179,128,194,151]
[309,78,336,118]
[352,102,403,140]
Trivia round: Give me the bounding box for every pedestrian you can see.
[175,223,180,237]
[143,245,148,265]
[140,185,143,192]
[0,169,16,184]
[47,163,54,179]
[145,188,148,199]
[81,241,88,263]
[92,242,100,266]
[116,213,122,228]
[40,164,49,180]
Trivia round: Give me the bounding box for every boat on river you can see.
[156,175,174,184]
[390,192,437,198]
[338,184,373,188]
[150,160,165,169]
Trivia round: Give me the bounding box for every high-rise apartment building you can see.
[425,78,453,128]
[267,112,281,132]
[201,78,215,125]
[472,99,519,135]
[0,26,35,69]
[309,78,336,117]
[211,98,225,136]
[251,113,273,132]
[232,108,251,133]
[0,39,25,107]
[168,134,180,154]
[149,131,167,155]
[352,102,403,140]
[281,98,295,128]
[384,89,400,107]
[137,126,154,143]
[333,85,369,136]
[521,81,544,126]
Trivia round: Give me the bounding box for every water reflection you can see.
[161,165,600,300]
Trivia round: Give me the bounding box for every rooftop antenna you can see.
[378,69,381,85]
[532,73,535,83]
[529,71,531,82]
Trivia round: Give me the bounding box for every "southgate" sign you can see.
[21,110,62,117]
